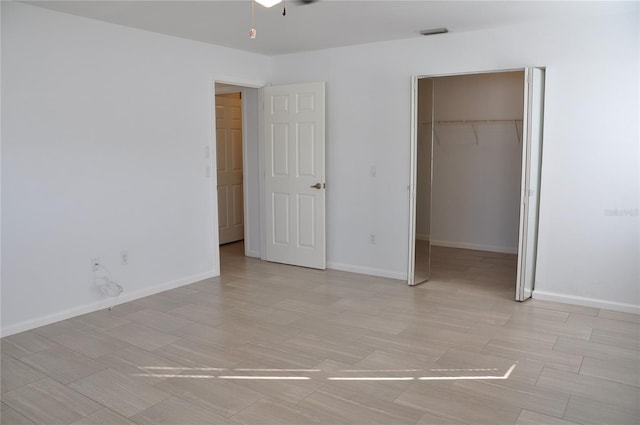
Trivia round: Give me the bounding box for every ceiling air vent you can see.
[420,28,449,36]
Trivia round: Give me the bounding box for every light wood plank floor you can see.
[2,242,639,424]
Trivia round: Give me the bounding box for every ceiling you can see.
[25,1,633,56]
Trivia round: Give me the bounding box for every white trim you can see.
[430,239,517,255]
[258,88,266,261]
[533,290,640,315]
[328,262,407,281]
[415,67,525,80]
[245,249,260,258]
[209,80,221,274]
[241,87,251,256]
[216,87,242,95]
[212,76,266,89]
[407,76,419,285]
[0,271,219,337]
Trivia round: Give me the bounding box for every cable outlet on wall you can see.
[120,250,129,266]
[369,233,376,245]
[91,257,101,271]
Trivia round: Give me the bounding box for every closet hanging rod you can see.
[421,119,523,125]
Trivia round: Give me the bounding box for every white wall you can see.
[272,9,640,311]
[1,2,271,335]
[427,72,524,253]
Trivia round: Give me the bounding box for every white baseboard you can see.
[1,270,219,337]
[533,290,640,314]
[430,239,517,254]
[327,262,407,281]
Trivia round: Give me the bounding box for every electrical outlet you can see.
[121,250,129,266]
[369,233,376,245]
[91,258,100,271]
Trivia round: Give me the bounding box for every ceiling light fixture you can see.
[249,0,285,39]
[252,0,318,38]
[255,0,282,7]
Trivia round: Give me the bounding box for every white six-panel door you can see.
[216,96,245,245]
[263,82,326,269]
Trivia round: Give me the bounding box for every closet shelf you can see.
[419,119,523,145]
[420,119,523,125]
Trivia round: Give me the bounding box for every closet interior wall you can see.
[417,71,525,255]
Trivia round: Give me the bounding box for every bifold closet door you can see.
[515,67,545,301]
[409,77,434,286]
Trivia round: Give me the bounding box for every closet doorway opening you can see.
[407,68,545,302]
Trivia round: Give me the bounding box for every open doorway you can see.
[215,89,245,245]
[213,82,262,274]
[212,80,327,275]
[408,69,545,301]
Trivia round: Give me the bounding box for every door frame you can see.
[407,67,544,298]
[210,76,266,273]
[407,76,419,286]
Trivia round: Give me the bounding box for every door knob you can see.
[310,183,324,189]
